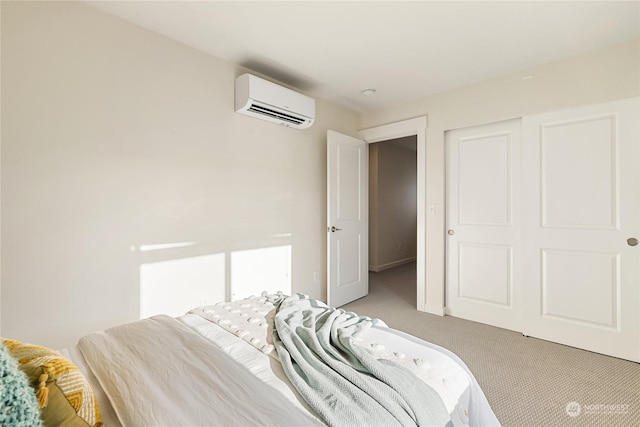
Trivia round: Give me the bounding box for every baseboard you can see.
[419,304,445,316]
[369,257,416,273]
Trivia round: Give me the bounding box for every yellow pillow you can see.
[3,339,102,427]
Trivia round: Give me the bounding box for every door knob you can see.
[628,237,639,247]
[330,226,342,233]
[447,229,455,236]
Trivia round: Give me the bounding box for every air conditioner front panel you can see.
[237,99,314,129]
[235,74,315,129]
[247,103,309,125]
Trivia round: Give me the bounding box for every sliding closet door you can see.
[445,119,522,331]
[521,97,639,362]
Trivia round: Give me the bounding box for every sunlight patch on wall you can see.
[138,242,198,252]
[140,253,226,319]
[231,245,292,300]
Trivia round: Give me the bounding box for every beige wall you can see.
[361,39,640,313]
[369,138,417,271]
[1,1,359,348]
[2,2,637,347]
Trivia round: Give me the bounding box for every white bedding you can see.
[78,315,323,427]
[69,298,500,427]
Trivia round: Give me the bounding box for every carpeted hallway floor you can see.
[342,262,640,427]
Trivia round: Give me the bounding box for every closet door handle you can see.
[628,238,638,247]
[447,229,455,236]
[329,226,343,233]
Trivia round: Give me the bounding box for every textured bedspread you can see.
[273,294,453,427]
[188,294,500,427]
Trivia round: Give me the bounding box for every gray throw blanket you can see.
[272,293,453,427]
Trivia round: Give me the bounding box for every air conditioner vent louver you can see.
[235,73,315,130]
[248,104,306,125]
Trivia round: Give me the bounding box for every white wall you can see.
[1,1,359,349]
[369,138,417,271]
[361,39,640,314]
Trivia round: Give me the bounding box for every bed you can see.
[4,293,500,427]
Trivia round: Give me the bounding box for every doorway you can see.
[327,119,427,309]
[368,136,418,301]
[357,116,428,311]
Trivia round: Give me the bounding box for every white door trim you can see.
[358,116,439,314]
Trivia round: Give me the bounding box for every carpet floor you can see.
[342,262,640,427]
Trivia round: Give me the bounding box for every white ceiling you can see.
[87,1,639,113]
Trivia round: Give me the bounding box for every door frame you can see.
[358,116,436,314]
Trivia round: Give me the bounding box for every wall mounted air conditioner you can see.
[235,73,315,129]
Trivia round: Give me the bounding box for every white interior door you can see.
[327,130,368,307]
[445,119,522,331]
[521,97,639,362]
